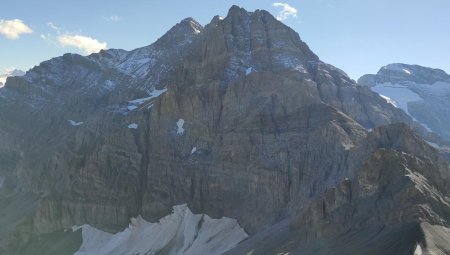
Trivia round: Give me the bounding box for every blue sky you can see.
[1,0,449,79]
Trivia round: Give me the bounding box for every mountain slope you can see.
[0,6,449,255]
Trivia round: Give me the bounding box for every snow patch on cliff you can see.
[128,88,167,104]
[426,141,440,149]
[127,87,167,111]
[176,118,185,135]
[68,120,84,126]
[403,69,411,75]
[379,94,397,107]
[414,244,422,255]
[73,204,248,255]
[128,123,138,129]
[103,80,115,90]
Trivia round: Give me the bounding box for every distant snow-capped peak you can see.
[0,68,25,87]
[358,63,450,140]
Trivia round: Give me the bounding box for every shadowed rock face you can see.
[225,124,450,255]
[1,5,450,255]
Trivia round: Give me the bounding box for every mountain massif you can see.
[0,6,449,255]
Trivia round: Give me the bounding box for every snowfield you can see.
[371,83,423,115]
[370,81,450,135]
[73,204,248,255]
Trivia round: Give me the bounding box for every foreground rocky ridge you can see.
[0,6,449,255]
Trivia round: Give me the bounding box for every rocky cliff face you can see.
[1,6,450,255]
[225,123,450,254]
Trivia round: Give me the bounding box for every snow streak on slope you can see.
[176,118,185,135]
[68,120,84,126]
[73,204,248,255]
[379,94,397,107]
[127,87,168,111]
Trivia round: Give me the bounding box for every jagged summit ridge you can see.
[153,17,203,48]
[8,5,331,96]
[183,5,329,86]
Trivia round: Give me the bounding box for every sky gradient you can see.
[1,0,449,80]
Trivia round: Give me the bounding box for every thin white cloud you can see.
[47,22,61,33]
[102,15,122,22]
[0,19,33,39]
[57,34,107,54]
[3,67,16,73]
[41,22,107,54]
[40,33,58,47]
[272,2,298,21]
